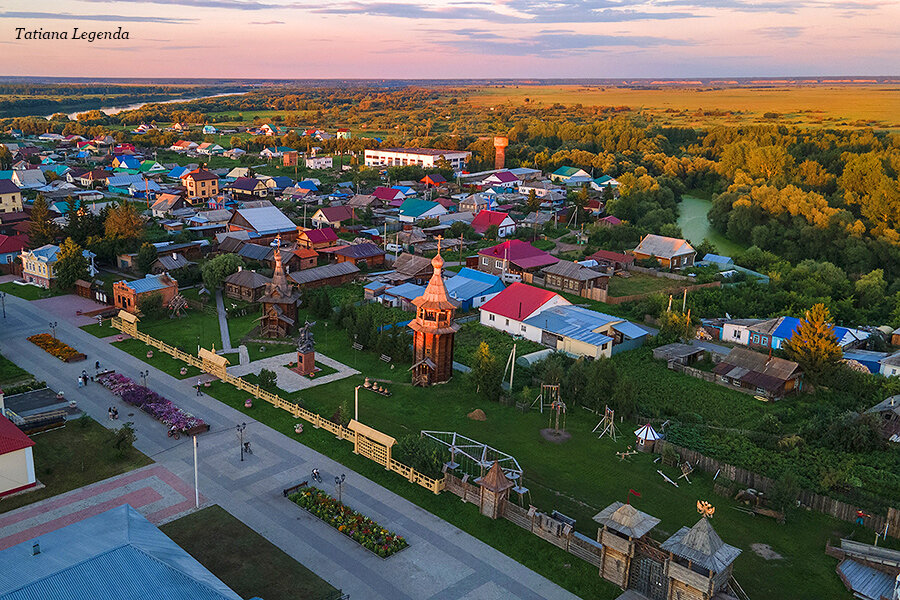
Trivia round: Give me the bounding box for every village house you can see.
[347,194,382,210]
[744,316,868,351]
[632,234,696,269]
[373,186,406,204]
[223,268,270,302]
[479,282,570,340]
[333,242,385,268]
[458,193,496,214]
[228,177,269,200]
[228,206,298,244]
[524,304,622,358]
[0,407,36,497]
[387,253,434,285]
[421,173,446,187]
[150,253,193,274]
[549,166,591,184]
[539,260,610,301]
[481,171,519,189]
[289,261,360,289]
[311,205,354,229]
[113,273,178,314]
[398,199,447,224]
[443,267,505,311]
[476,239,558,281]
[471,210,516,237]
[182,168,220,201]
[713,347,803,399]
[297,227,339,250]
[150,193,187,218]
[20,244,94,288]
[0,180,23,214]
[0,234,27,267]
[588,249,633,272]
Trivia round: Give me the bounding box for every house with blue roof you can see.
[113,273,178,313]
[203,124,218,134]
[20,244,96,288]
[444,267,505,310]
[398,199,447,223]
[390,185,417,197]
[700,253,734,267]
[106,173,147,195]
[381,282,426,311]
[0,505,244,600]
[524,304,621,358]
[113,155,141,170]
[746,316,869,351]
[168,166,190,180]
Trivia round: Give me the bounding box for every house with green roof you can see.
[398,198,447,223]
[550,166,590,183]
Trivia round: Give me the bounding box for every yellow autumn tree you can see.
[782,303,842,381]
[104,203,143,240]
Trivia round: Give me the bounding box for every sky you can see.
[0,0,898,78]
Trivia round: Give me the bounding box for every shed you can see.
[652,343,704,365]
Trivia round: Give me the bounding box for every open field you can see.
[607,272,685,297]
[161,505,340,600]
[0,416,151,514]
[465,85,900,129]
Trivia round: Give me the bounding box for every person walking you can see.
[196,379,203,396]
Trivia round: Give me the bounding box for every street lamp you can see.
[0,291,6,318]
[354,385,361,421]
[139,370,149,387]
[236,423,247,461]
[49,321,58,339]
[334,474,346,504]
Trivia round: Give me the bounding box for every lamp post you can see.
[334,474,346,505]
[354,385,361,421]
[236,423,247,461]
[139,370,149,387]
[49,321,58,339]
[0,291,6,318]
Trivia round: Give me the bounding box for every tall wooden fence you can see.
[655,440,898,538]
[111,316,443,495]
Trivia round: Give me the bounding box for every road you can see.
[0,294,581,600]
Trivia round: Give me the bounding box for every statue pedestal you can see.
[297,350,316,376]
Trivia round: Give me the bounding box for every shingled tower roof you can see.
[479,460,514,493]
[412,243,457,312]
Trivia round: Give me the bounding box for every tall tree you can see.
[55,237,88,290]
[783,303,842,381]
[136,243,157,274]
[104,203,143,240]
[201,253,244,290]
[28,195,59,248]
[470,341,502,401]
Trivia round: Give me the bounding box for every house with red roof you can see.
[478,282,570,342]
[421,173,446,187]
[311,206,354,229]
[373,187,406,203]
[0,402,37,497]
[476,239,558,280]
[588,249,634,272]
[297,227,339,250]
[597,215,622,227]
[471,210,516,237]
[481,170,519,189]
[0,233,28,266]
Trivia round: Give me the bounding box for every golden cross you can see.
[435,234,443,254]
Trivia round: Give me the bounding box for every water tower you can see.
[493,137,508,170]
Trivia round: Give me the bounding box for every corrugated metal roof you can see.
[0,414,34,454]
[233,206,296,235]
[123,274,174,294]
[612,321,649,340]
[289,261,359,285]
[0,505,242,600]
[634,234,694,259]
[523,305,618,347]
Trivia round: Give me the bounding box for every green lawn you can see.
[454,321,543,367]
[0,416,151,514]
[161,505,341,600]
[80,321,115,338]
[116,305,873,599]
[112,339,202,379]
[0,282,66,300]
[607,272,685,298]
[0,353,33,386]
[247,341,295,363]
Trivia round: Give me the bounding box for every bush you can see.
[392,435,444,479]
[258,369,278,391]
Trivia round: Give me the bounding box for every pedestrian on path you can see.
[78,376,83,388]
[196,379,203,396]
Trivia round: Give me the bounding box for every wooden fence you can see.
[111,315,443,495]
[655,440,898,538]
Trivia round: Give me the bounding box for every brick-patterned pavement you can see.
[0,464,202,551]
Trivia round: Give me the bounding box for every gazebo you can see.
[634,423,662,452]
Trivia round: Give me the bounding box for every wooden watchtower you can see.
[478,460,514,519]
[593,501,661,589]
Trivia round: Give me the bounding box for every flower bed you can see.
[27,334,86,362]
[97,372,208,434]
[288,487,408,558]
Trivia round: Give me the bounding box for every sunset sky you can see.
[1,0,898,78]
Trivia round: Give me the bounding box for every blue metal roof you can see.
[612,321,650,340]
[445,268,504,302]
[385,282,425,300]
[703,253,733,264]
[773,316,868,347]
[837,559,896,600]
[123,274,172,294]
[0,505,242,600]
[524,305,618,346]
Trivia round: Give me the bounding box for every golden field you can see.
[463,84,900,129]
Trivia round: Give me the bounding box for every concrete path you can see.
[0,464,203,551]
[227,351,360,393]
[0,294,580,600]
[214,289,233,352]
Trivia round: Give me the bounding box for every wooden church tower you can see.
[408,241,459,386]
[257,235,301,338]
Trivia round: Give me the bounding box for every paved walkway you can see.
[228,351,360,392]
[0,294,580,600]
[31,295,112,327]
[0,464,202,551]
[214,289,233,351]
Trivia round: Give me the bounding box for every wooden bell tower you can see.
[408,238,459,386]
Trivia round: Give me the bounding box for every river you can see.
[677,194,746,256]
[44,92,247,120]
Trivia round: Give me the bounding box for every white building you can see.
[364,148,470,170]
[721,319,764,345]
[479,282,570,342]
[0,392,37,497]
[305,156,333,170]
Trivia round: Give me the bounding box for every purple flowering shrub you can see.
[97,372,206,432]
